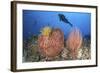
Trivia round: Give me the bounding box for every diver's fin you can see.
[69,22,73,27]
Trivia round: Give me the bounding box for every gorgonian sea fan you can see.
[66,27,83,59]
[38,28,64,59]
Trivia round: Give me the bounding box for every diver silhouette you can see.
[58,14,73,27]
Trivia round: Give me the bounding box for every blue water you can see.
[23,10,91,40]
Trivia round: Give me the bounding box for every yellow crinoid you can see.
[41,26,52,36]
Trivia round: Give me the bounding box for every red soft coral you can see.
[66,27,83,59]
[38,28,64,59]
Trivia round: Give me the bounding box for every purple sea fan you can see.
[66,27,83,59]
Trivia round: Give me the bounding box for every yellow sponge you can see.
[41,26,52,36]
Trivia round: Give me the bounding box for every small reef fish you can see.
[58,14,73,27]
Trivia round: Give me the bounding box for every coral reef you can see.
[23,27,91,62]
[77,38,91,59]
[23,35,40,62]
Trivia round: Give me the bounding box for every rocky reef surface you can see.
[23,37,91,62]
